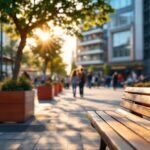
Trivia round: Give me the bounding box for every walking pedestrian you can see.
[87,72,92,88]
[71,69,79,97]
[78,68,86,97]
[112,72,118,90]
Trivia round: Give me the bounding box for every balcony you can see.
[78,39,104,46]
[77,60,104,65]
[82,28,103,36]
[78,49,104,55]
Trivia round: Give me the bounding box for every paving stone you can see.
[81,131,100,150]
[83,145,99,150]
[67,143,83,150]
[0,133,17,140]
[18,138,39,150]
[0,140,21,150]
[34,133,67,150]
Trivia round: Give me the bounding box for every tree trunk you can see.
[49,59,53,79]
[43,59,48,76]
[51,59,53,78]
[12,35,26,80]
[10,46,14,73]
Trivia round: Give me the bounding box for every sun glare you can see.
[27,25,76,74]
[34,29,50,41]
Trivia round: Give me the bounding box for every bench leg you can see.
[91,122,95,128]
[100,138,106,150]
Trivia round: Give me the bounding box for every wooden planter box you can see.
[37,85,54,100]
[0,90,35,123]
[60,83,63,92]
[58,83,63,93]
[54,84,59,96]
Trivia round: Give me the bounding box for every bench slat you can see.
[87,111,134,150]
[116,108,150,131]
[125,87,150,95]
[105,111,150,143]
[96,111,150,150]
[123,93,150,106]
[120,100,150,117]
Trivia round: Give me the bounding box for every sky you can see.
[27,27,77,74]
[62,35,76,74]
[48,26,77,74]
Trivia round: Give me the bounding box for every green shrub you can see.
[1,77,32,91]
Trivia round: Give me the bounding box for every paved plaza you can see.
[0,87,123,150]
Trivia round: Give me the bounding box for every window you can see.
[112,30,131,58]
[109,11,133,28]
[118,12,133,26]
[110,0,132,9]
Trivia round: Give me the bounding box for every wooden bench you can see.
[87,87,150,150]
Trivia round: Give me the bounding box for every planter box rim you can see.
[0,90,34,93]
[38,85,52,87]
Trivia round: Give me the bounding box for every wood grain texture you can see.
[125,87,150,95]
[0,91,25,103]
[96,111,150,150]
[0,90,34,122]
[116,108,150,131]
[123,92,150,106]
[105,111,150,143]
[87,111,134,150]
[121,100,150,117]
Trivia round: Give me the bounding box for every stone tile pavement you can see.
[0,87,123,150]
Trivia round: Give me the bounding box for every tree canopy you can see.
[0,0,113,80]
[31,34,64,77]
[0,0,113,35]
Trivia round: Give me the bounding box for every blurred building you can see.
[0,30,14,78]
[2,56,13,77]
[106,0,143,74]
[144,0,150,77]
[76,26,106,69]
[76,0,144,75]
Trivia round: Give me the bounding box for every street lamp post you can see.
[0,18,3,80]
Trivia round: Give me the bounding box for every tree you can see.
[103,64,111,75]
[88,66,96,73]
[31,35,63,77]
[48,55,67,77]
[71,59,77,71]
[0,0,113,80]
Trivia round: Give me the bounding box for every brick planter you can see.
[0,90,35,123]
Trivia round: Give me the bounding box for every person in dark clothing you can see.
[112,72,118,90]
[87,72,92,88]
[78,68,86,97]
[105,75,111,87]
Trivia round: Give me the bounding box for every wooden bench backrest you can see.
[121,87,150,118]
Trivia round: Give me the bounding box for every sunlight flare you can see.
[34,29,50,41]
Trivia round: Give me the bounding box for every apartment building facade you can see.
[144,0,150,76]
[76,26,105,68]
[76,0,144,74]
[107,0,143,73]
